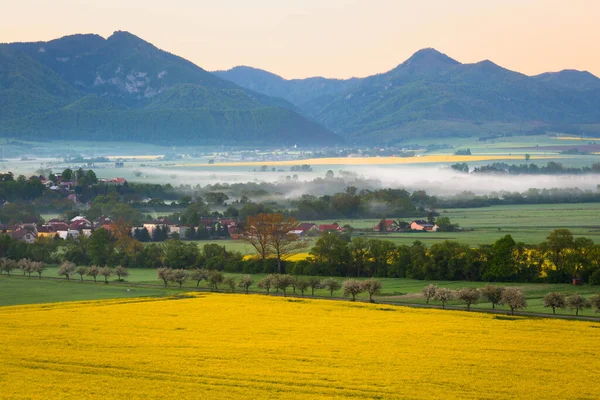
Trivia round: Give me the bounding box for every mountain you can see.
[217,49,600,144]
[533,69,600,91]
[0,32,340,146]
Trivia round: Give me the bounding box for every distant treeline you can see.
[452,161,600,175]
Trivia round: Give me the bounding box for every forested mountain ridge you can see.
[217,49,600,144]
[0,32,340,146]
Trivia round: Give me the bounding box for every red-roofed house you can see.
[374,219,400,232]
[318,223,343,233]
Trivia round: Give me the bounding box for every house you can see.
[0,224,16,234]
[318,223,343,233]
[70,219,92,231]
[100,178,127,185]
[11,227,37,243]
[37,225,57,238]
[297,223,318,234]
[410,220,439,232]
[374,219,400,232]
[48,220,70,233]
[143,218,176,235]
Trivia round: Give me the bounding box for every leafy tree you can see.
[590,294,600,313]
[18,259,33,277]
[296,278,310,297]
[204,192,230,206]
[307,277,322,296]
[310,231,351,276]
[342,279,363,301]
[88,228,116,266]
[480,285,505,309]
[543,229,576,281]
[75,266,87,281]
[238,275,254,294]
[275,274,294,297]
[434,288,455,309]
[322,278,340,297]
[223,277,236,292]
[543,292,566,315]
[485,235,517,281]
[500,288,527,315]
[0,258,16,276]
[421,284,438,304]
[190,268,209,287]
[157,267,173,287]
[360,278,382,302]
[114,265,129,281]
[58,261,76,281]
[258,276,272,294]
[170,269,188,289]
[566,293,591,316]
[87,265,100,283]
[32,261,46,279]
[435,217,457,232]
[208,270,224,291]
[99,266,112,284]
[456,287,480,311]
[62,168,74,182]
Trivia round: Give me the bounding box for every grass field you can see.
[2,269,599,317]
[0,294,598,399]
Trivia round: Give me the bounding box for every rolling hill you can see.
[216,49,600,144]
[0,32,340,146]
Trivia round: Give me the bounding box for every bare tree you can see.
[190,268,209,287]
[434,288,455,309]
[267,215,309,274]
[322,278,341,297]
[457,287,480,311]
[421,284,438,304]
[99,266,112,284]
[257,276,272,294]
[87,265,100,283]
[157,267,173,287]
[342,279,363,301]
[114,265,129,281]
[499,288,527,315]
[170,269,188,289]
[223,277,236,292]
[75,266,87,281]
[31,262,46,279]
[296,278,310,297]
[360,278,382,303]
[543,292,566,315]
[237,275,254,294]
[275,274,294,297]
[208,270,224,291]
[481,285,505,309]
[308,277,322,296]
[566,293,591,316]
[58,262,76,281]
[242,214,274,263]
[590,294,600,313]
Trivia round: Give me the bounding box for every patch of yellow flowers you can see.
[1,294,598,399]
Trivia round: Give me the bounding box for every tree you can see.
[543,292,566,315]
[157,267,173,287]
[566,293,591,316]
[421,284,438,304]
[208,270,224,291]
[342,279,363,301]
[590,294,600,313]
[18,259,33,277]
[170,269,188,289]
[114,265,129,281]
[238,275,254,294]
[190,268,209,287]
[32,262,46,279]
[242,214,273,263]
[481,285,505,309]
[434,288,455,309]
[58,261,76,281]
[258,276,272,294]
[88,228,116,266]
[99,266,112,284]
[296,279,310,297]
[456,288,480,311]
[275,274,294,297]
[223,277,236,292]
[436,217,456,232]
[543,229,576,280]
[1,258,16,276]
[322,278,340,297]
[75,266,87,281]
[308,277,322,296]
[87,265,100,282]
[62,168,74,182]
[310,232,351,276]
[499,288,527,315]
[349,237,370,277]
[360,278,382,302]
[525,153,531,161]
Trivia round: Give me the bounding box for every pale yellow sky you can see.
[1,0,598,79]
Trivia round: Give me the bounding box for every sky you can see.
[1,0,598,79]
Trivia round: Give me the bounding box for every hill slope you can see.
[0,32,340,146]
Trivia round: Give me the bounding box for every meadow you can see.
[2,269,599,317]
[0,294,598,399]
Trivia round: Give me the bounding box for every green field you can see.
[2,268,599,317]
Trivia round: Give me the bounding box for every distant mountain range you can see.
[2,32,599,147]
[216,49,600,143]
[0,31,339,146]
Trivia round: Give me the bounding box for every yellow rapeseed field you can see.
[1,294,598,399]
